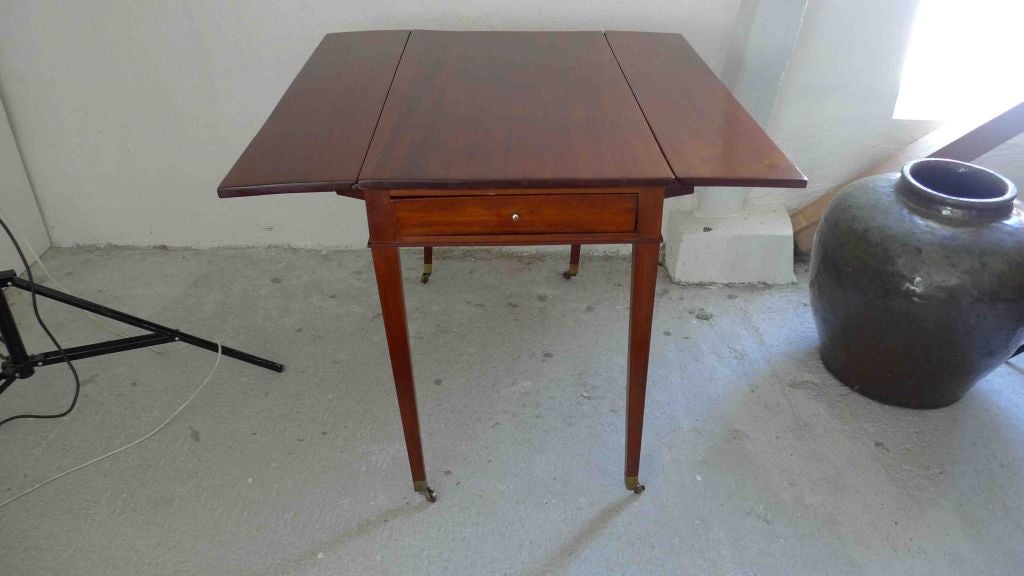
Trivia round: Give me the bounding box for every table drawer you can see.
[392,194,638,236]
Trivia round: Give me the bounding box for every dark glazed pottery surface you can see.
[810,160,1024,408]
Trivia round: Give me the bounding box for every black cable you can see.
[0,215,80,428]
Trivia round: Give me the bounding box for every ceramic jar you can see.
[810,158,1024,408]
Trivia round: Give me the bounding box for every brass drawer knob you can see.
[512,213,520,222]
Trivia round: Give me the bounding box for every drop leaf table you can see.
[218,30,805,502]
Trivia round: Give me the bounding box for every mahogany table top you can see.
[218,30,805,198]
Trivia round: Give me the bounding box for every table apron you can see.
[365,187,666,247]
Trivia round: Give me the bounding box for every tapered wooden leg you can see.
[563,244,582,279]
[624,242,659,494]
[370,246,435,502]
[421,246,433,284]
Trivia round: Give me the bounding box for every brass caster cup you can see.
[414,480,437,502]
[625,476,645,494]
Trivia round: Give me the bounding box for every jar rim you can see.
[900,158,1017,213]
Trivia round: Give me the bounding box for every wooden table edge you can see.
[676,176,808,189]
[218,179,802,199]
[354,177,679,190]
[217,181,355,199]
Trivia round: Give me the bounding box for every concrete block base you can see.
[664,206,796,284]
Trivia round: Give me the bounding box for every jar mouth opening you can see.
[901,159,1017,211]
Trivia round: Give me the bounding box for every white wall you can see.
[0,1,744,249]
[749,0,937,212]
[0,96,49,274]
[748,0,1023,212]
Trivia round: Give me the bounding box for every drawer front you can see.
[392,194,637,236]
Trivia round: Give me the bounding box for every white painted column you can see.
[664,0,808,284]
[0,94,50,275]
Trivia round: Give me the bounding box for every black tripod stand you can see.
[0,268,283,396]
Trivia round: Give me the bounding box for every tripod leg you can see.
[6,276,282,373]
[0,375,15,396]
[0,287,34,380]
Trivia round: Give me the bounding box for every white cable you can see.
[0,343,222,509]
[0,206,188,352]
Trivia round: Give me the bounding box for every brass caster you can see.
[420,272,431,284]
[562,271,575,280]
[562,264,579,280]
[625,475,645,495]
[414,480,437,503]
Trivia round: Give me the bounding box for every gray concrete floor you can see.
[0,246,1022,575]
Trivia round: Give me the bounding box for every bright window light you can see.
[893,0,1024,121]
